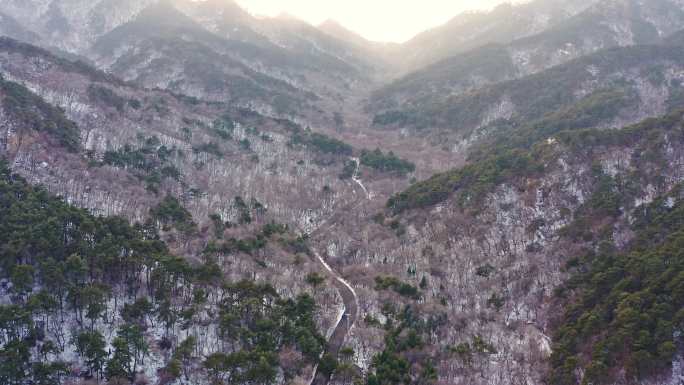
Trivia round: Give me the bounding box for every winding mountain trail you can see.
[310,249,359,385]
[306,244,359,385]
[307,162,371,385]
[351,157,371,200]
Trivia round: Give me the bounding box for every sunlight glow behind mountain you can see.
[235,0,517,42]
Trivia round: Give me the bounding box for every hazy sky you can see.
[235,0,515,43]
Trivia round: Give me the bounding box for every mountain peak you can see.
[275,11,300,21]
[318,18,373,46]
[319,18,343,29]
[186,0,247,15]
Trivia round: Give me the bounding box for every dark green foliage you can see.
[469,87,638,161]
[360,149,415,176]
[212,114,235,140]
[0,160,173,283]
[387,219,406,237]
[472,335,497,354]
[307,132,352,155]
[0,316,34,385]
[375,276,420,299]
[105,325,147,380]
[290,128,353,156]
[305,272,325,289]
[261,222,288,238]
[389,107,684,214]
[550,189,684,384]
[10,264,34,297]
[101,136,182,193]
[214,281,326,382]
[364,314,381,327]
[121,297,153,325]
[373,45,684,133]
[0,37,123,86]
[451,342,474,365]
[192,141,224,158]
[203,222,289,259]
[0,160,187,383]
[366,305,444,385]
[0,75,80,151]
[419,276,428,289]
[31,361,69,385]
[475,264,495,278]
[319,353,339,377]
[210,213,227,238]
[486,293,505,312]
[128,99,142,109]
[370,45,516,115]
[87,84,126,112]
[229,196,267,225]
[340,159,358,180]
[239,138,251,151]
[74,331,107,378]
[450,334,498,366]
[584,166,624,218]
[0,159,326,383]
[166,336,195,379]
[388,149,544,213]
[224,236,267,256]
[150,195,197,234]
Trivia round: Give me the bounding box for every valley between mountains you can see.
[0,1,684,385]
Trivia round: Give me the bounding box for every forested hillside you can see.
[372,44,684,156]
[0,160,327,384]
[346,109,684,385]
[371,0,684,129]
[1,0,684,384]
[550,185,684,384]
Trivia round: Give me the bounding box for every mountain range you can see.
[0,1,683,385]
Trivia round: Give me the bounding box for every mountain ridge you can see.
[1,1,684,385]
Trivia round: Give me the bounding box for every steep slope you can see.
[0,36,385,383]
[0,12,41,45]
[371,43,684,157]
[256,15,382,75]
[0,0,390,125]
[90,1,320,116]
[318,19,394,52]
[0,0,157,52]
[1,1,684,385]
[173,0,383,77]
[370,0,684,120]
[397,0,598,72]
[172,0,260,42]
[550,186,684,384]
[0,36,375,240]
[325,109,684,385]
[0,160,330,385]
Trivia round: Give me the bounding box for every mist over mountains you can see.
[0,1,684,385]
